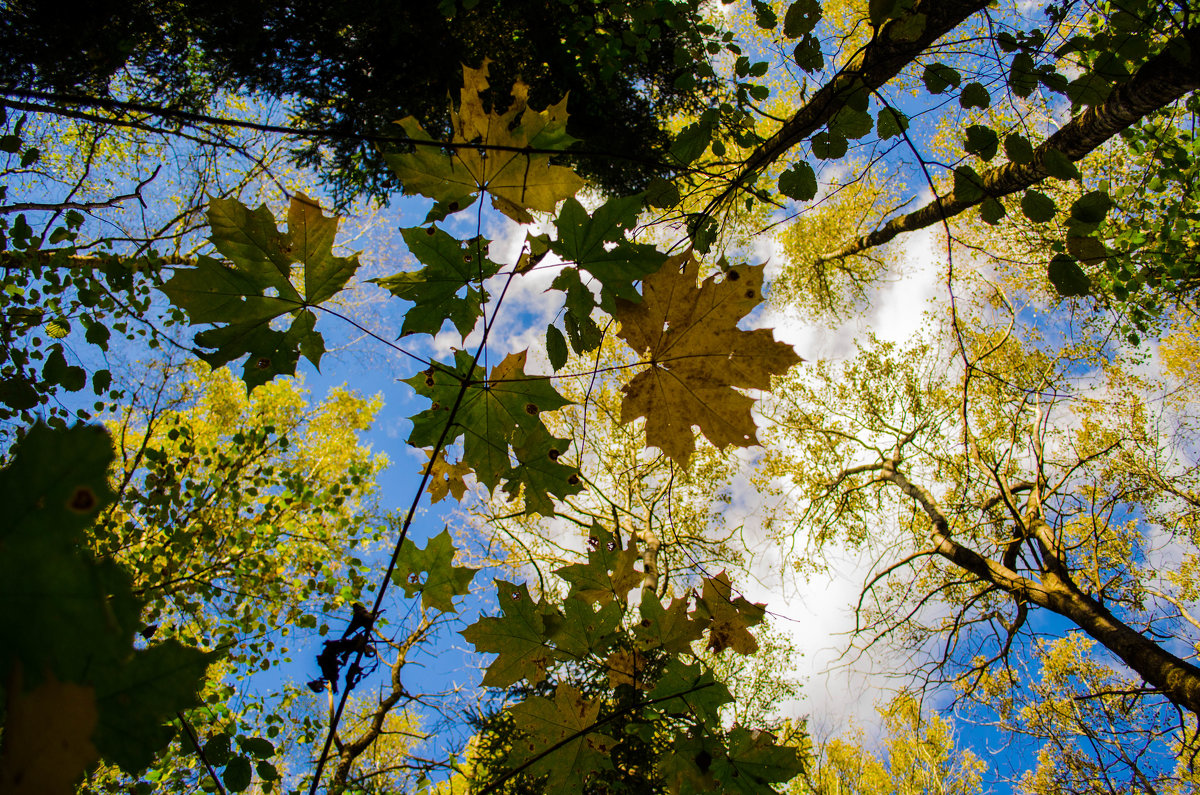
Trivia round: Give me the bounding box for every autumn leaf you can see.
[507,683,615,790]
[691,571,766,655]
[554,524,642,606]
[424,448,471,503]
[635,591,705,654]
[161,194,358,388]
[385,61,584,223]
[615,250,801,466]
[605,649,651,690]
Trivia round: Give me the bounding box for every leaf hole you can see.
[67,485,97,513]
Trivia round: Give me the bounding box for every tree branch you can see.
[816,24,1200,264]
[706,0,991,215]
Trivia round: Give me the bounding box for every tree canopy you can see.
[2,0,1199,792]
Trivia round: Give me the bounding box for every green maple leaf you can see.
[405,350,571,491]
[646,659,732,726]
[371,226,500,338]
[0,425,212,782]
[551,597,622,660]
[554,524,643,606]
[460,581,560,686]
[711,727,804,795]
[635,591,706,654]
[551,196,668,311]
[390,528,478,613]
[161,195,358,388]
[501,425,583,516]
[385,61,583,224]
[507,683,615,790]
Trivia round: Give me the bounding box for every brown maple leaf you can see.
[614,250,801,465]
[692,570,766,655]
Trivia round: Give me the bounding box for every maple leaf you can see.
[460,580,560,686]
[0,668,98,795]
[161,194,358,388]
[711,728,806,795]
[554,524,642,606]
[385,61,584,223]
[551,597,622,660]
[691,571,766,655]
[423,449,471,503]
[500,425,583,516]
[405,349,572,492]
[371,226,500,338]
[646,659,733,726]
[604,649,651,690]
[634,590,705,654]
[507,683,615,790]
[390,529,478,613]
[614,250,801,466]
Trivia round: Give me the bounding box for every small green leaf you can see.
[222,756,252,793]
[1070,190,1112,224]
[979,197,1006,225]
[546,324,568,371]
[779,161,818,201]
[831,107,873,140]
[959,81,991,109]
[1047,254,1090,296]
[1009,52,1037,98]
[783,0,821,37]
[752,0,777,28]
[963,125,999,161]
[1021,189,1057,222]
[792,37,824,72]
[811,131,847,160]
[238,737,274,759]
[876,107,909,139]
[922,63,961,94]
[670,120,714,166]
[1042,148,1080,181]
[1004,133,1035,164]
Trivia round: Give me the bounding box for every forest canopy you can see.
[1,0,1199,793]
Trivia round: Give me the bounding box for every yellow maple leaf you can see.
[605,649,651,690]
[614,250,802,466]
[386,61,584,223]
[424,448,471,503]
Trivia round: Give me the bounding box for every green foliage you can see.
[161,195,358,388]
[372,227,501,337]
[392,528,480,613]
[460,527,801,794]
[0,424,211,788]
